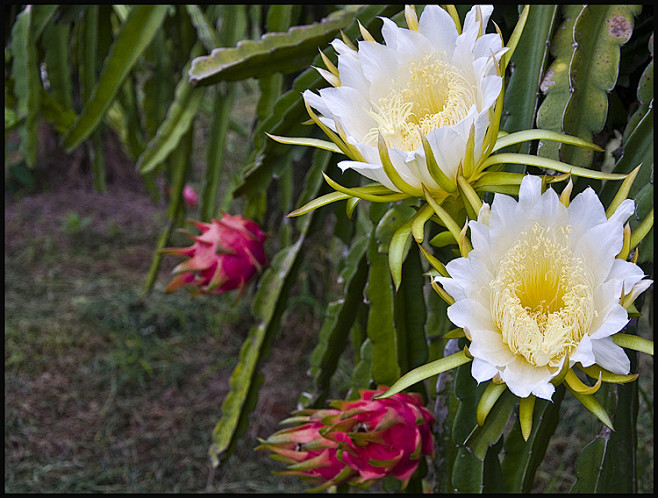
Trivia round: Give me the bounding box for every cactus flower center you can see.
[490,223,595,368]
[365,55,477,151]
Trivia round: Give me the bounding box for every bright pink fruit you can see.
[259,388,435,491]
[182,185,198,208]
[161,213,267,295]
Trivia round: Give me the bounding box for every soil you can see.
[4,125,313,493]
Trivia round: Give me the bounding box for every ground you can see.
[4,128,315,493]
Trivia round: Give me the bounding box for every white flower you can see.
[435,175,652,400]
[302,5,507,194]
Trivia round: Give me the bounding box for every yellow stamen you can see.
[490,224,596,368]
[364,54,477,151]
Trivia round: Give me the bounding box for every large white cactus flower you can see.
[302,5,507,194]
[435,175,652,400]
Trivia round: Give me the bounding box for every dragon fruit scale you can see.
[258,388,435,491]
[161,213,267,295]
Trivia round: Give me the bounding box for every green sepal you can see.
[374,349,472,399]
[322,173,409,203]
[443,328,466,339]
[472,171,525,188]
[429,230,457,248]
[476,381,507,426]
[565,368,602,395]
[266,132,342,154]
[411,202,435,242]
[577,363,639,384]
[492,129,604,154]
[419,133,457,192]
[606,164,641,218]
[417,243,449,277]
[629,208,653,252]
[564,385,614,430]
[612,333,654,355]
[388,203,434,290]
[288,190,351,217]
[500,5,530,73]
[423,185,471,255]
[457,174,483,220]
[377,131,423,197]
[519,395,535,441]
[478,152,629,181]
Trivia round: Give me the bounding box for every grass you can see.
[4,195,314,493]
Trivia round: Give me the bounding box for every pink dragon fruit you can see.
[182,185,198,208]
[256,409,352,490]
[166,184,199,208]
[258,388,435,491]
[161,213,267,295]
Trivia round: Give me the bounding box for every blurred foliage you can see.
[5,4,653,493]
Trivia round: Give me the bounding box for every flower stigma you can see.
[364,54,477,151]
[490,224,596,368]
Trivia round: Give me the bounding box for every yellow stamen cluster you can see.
[490,224,595,368]
[364,55,477,151]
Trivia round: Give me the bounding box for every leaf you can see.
[307,238,369,406]
[62,5,170,152]
[210,227,308,467]
[366,207,400,386]
[137,43,205,174]
[39,88,76,134]
[142,29,174,141]
[571,382,638,492]
[189,5,362,85]
[560,5,642,170]
[465,388,516,460]
[452,446,484,493]
[209,149,329,466]
[502,385,565,492]
[393,244,428,377]
[185,5,221,52]
[200,84,236,221]
[141,126,193,295]
[9,5,40,167]
[41,20,73,113]
[450,360,485,492]
[600,107,653,263]
[535,5,585,162]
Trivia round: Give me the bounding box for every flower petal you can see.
[591,336,630,374]
[418,5,459,53]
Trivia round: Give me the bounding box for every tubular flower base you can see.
[161,213,267,295]
[257,389,435,491]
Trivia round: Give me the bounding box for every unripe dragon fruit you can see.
[258,388,435,491]
[161,214,267,295]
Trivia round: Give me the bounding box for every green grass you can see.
[4,213,313,493]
